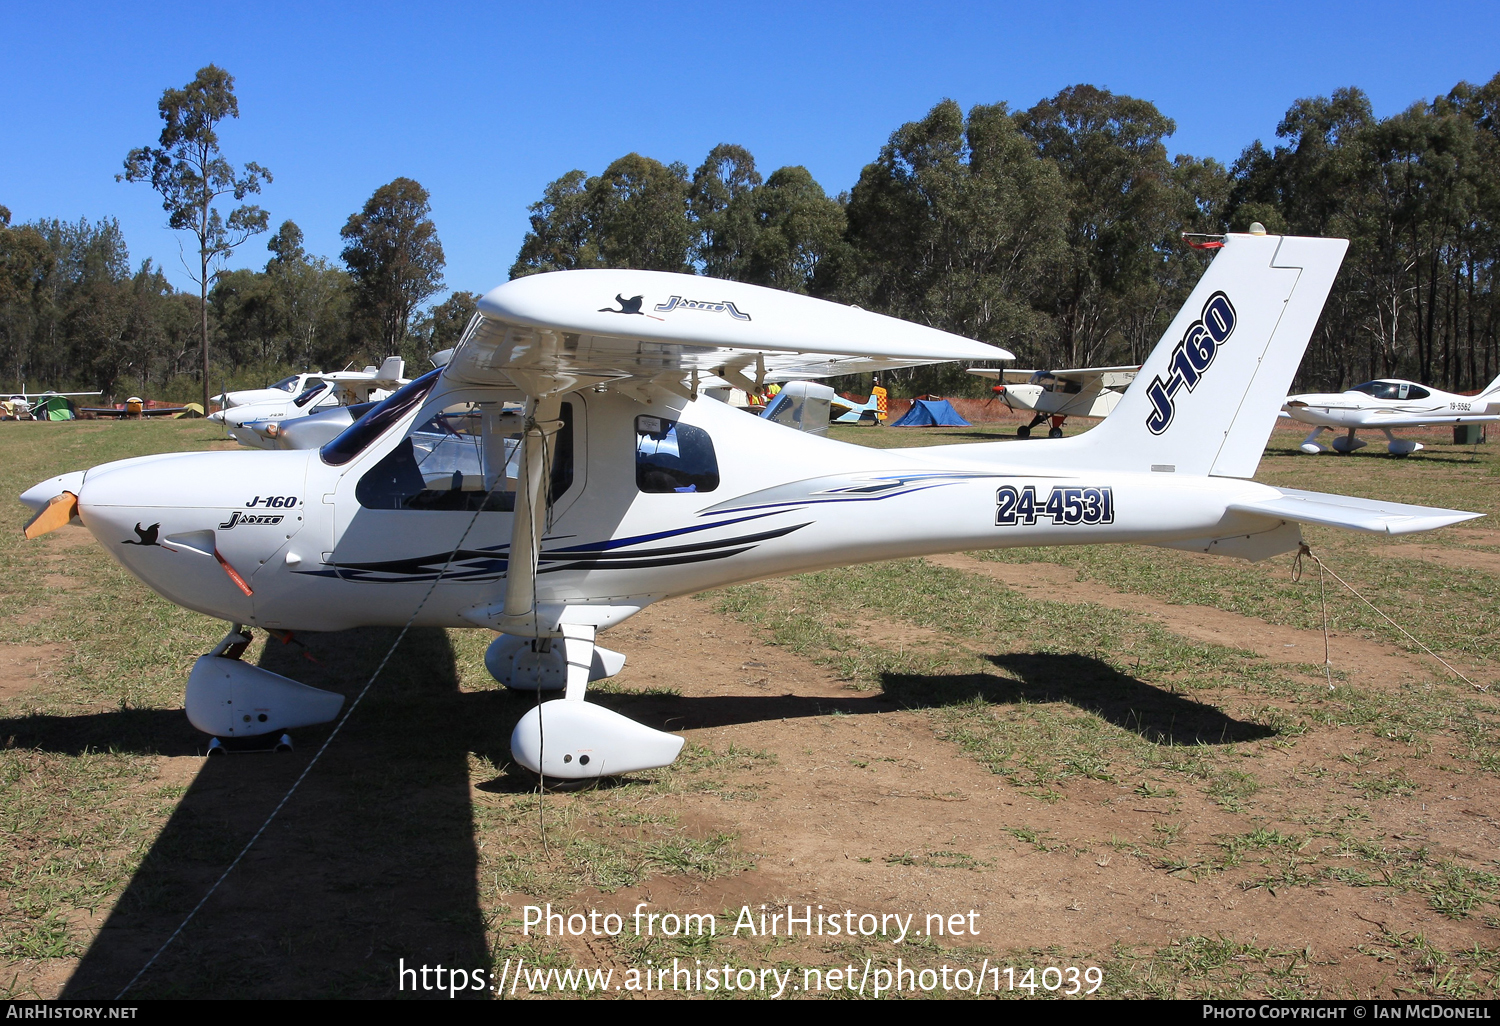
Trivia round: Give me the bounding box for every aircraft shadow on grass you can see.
[979,651,1275,745]
[32,637,1267,996]
[54,627,509,999]
[1264,444,1483,466]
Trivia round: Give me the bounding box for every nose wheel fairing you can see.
[184,626,344,738]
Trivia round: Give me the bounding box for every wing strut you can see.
[499,396,563,635]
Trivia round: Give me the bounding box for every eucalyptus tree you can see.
[689,144,763,278]
[1018,85,1186,369]
[585,154,694,272]
[511,155,693,277]
[120,65,271,412]
[340,178,446,355]
[839,98,1065,385]
[264,220,350,367]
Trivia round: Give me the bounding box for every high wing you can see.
[15,391,103,399]
[449,269,1010,399]
[319,356,408,387]
[81,404,196,418]
[968,366,1139,387]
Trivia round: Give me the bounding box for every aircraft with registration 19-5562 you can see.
[18,231,1483,780]
[1282,375,1500,455]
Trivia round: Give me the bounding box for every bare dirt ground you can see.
[582,592,1498,996]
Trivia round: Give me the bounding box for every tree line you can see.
[3,70,1498,400]
[516,76,1500,396]
[0,67,464,401]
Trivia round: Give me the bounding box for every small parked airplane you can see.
[213,357,410,411]
[235,401,382,451]
[1283,376,1500,454]
[831,391,882,424]
[1,390,102,420]
[211,359,412,449]
[20,232,1481,782]
[761,381,837,435]
[966,365,1139,437]
[82,398,199,419]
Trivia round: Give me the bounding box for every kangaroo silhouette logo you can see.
[121,522,177,551]
[122,522,160,545]
[600,294,645,315]
[598,295,664,321]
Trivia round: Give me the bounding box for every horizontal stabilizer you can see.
[1228,487,1482,535]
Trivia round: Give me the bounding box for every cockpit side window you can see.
[635,415,719,493]
[356,402,574,511]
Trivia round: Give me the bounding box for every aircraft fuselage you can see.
[74,382,1288,635]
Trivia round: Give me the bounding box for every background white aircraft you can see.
[210,358,412,448]
[966,365,1139,437]
[213,356,409,411]
[1,390,102,419]
[20,233,1480,782]
[760,381,837,435]
[1283,374,1500,454]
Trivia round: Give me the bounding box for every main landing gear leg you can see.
[1299,427,1329,454]
[497,393,683,780]
[1330,428,1366,453]
[1017,412,1047,438]
[507,621,683,780]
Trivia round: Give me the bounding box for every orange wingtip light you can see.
[22,491,79,539]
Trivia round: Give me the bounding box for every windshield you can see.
[292,382,331,408]
[320,368,443,466]
[270,375,302,392]
[1350,381,1401,400]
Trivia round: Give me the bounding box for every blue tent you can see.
[890,398,969,427]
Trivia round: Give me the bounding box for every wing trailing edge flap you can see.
[1227,487,1482,535]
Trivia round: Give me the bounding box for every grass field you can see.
[2,416,1498,999]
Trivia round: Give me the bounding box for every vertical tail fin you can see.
[377,356,406,383]
[1059,233,1348,478]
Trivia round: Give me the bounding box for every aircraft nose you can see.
[73,450,308,623]
[20,470,86,516]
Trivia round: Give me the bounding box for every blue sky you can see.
[3,1,1498,300]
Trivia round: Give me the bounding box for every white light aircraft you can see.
[761,381,837,435]
[2,390,103,419]
[966,366,1139,437]
[237,400,384,451]
[212,356,409,412]
[1283,376,1500,454]
[20,233,1482,781]
[211,358,412,449]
